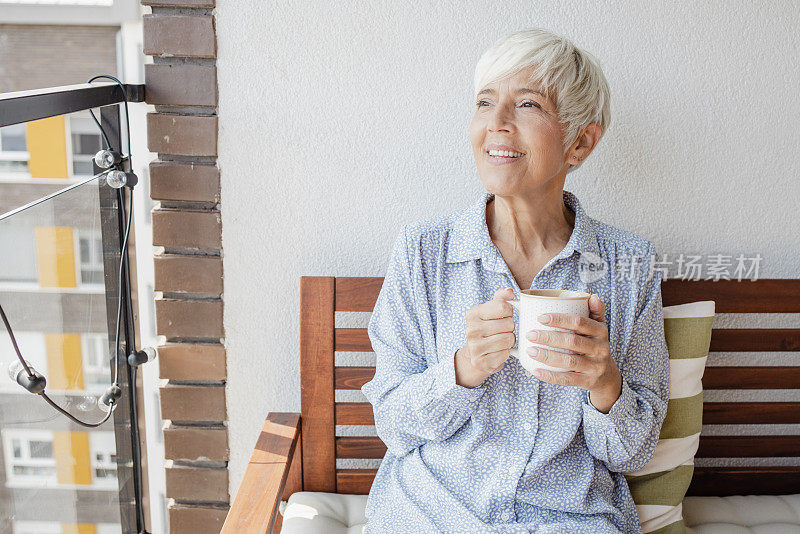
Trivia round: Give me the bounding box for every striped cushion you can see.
[624,300,716,534]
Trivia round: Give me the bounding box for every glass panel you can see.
[0,138,134,532]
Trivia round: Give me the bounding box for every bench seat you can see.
[279,491,800,534]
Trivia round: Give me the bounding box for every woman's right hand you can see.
[455,287,517,388]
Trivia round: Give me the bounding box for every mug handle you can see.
[508,300,520,360]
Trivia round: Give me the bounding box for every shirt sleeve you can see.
[361,225,487,457]
[581,242,670,473]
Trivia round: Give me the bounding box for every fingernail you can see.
[527,347,539,357]
[528,331,539,341]
[538,314,551,324]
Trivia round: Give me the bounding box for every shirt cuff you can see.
[583,374,637,429]
[428,349,487,410]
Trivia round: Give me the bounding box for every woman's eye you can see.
[475,100,542,110]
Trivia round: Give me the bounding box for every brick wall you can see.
[141,1,228,532]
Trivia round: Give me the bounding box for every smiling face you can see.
[470,65,571,197]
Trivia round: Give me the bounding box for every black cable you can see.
[89,107,112,151]
[87,74,148,533]
[40,391,114,427]
[113,186,133,386]
[0,299,117,426]
[117,184,147,533]
[85,75,133,389]
[128,365,146,533]
[20,188,135,429]
[0,303,33,377]
[87,75,134,170]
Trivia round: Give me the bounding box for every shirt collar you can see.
[445,189,599,266]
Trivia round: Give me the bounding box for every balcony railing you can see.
[0,82,148,534]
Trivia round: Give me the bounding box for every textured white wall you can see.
[216,1,800,494]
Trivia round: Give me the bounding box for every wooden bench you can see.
[222,276,800,533]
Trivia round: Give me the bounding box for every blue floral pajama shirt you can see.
[361,189,670,533]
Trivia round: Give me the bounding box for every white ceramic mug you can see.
[508,289,591,374]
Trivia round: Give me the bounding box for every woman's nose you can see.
[487,104,514,132]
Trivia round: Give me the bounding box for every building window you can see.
[12,521,62,534]
[82,333,112,391]
[2,430,57,485]
[0,123,30,175]
[3,430,118,488]
[68,115,103,177]
[0,227,39,284]
[13,521,119,534]
[90,432,118,487]
[75,230,104,286]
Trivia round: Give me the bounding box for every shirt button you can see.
[507,465,515,475]
[523,422,532,431]
[500,512,511,521]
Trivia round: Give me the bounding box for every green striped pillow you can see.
[623,300,715,534]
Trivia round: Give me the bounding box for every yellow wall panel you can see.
[53,431,92,486]
[45,333,84,390]
[34,226,77,288]
[61,524,97,534]
[26,115,69,179]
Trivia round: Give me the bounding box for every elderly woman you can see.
[361,27,669,533]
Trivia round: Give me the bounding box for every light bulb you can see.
[128,346,157,367]
[98,385,122,409]
[7,360,24,382]
[141,347,156,362]
[105,170,128,188]
[7,360,46,393]
[94,150,120,169]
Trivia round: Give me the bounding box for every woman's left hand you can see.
[526,294,623,413]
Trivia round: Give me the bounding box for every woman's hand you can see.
[455,287,517,388]
[526,294,623,413]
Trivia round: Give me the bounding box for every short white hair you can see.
[473,28,611,173]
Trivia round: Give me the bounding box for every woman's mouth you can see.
[486,149,525,165]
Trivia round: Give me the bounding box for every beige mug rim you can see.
[519,288,590,300]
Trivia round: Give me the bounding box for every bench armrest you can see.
[222,412,302,533]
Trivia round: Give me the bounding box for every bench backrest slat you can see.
[299,277,336,492]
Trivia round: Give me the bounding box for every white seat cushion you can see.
[280,492,800,533]
[280,492,367,533]
[683,494,800,534]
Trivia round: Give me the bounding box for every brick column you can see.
[142,2,228,532]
